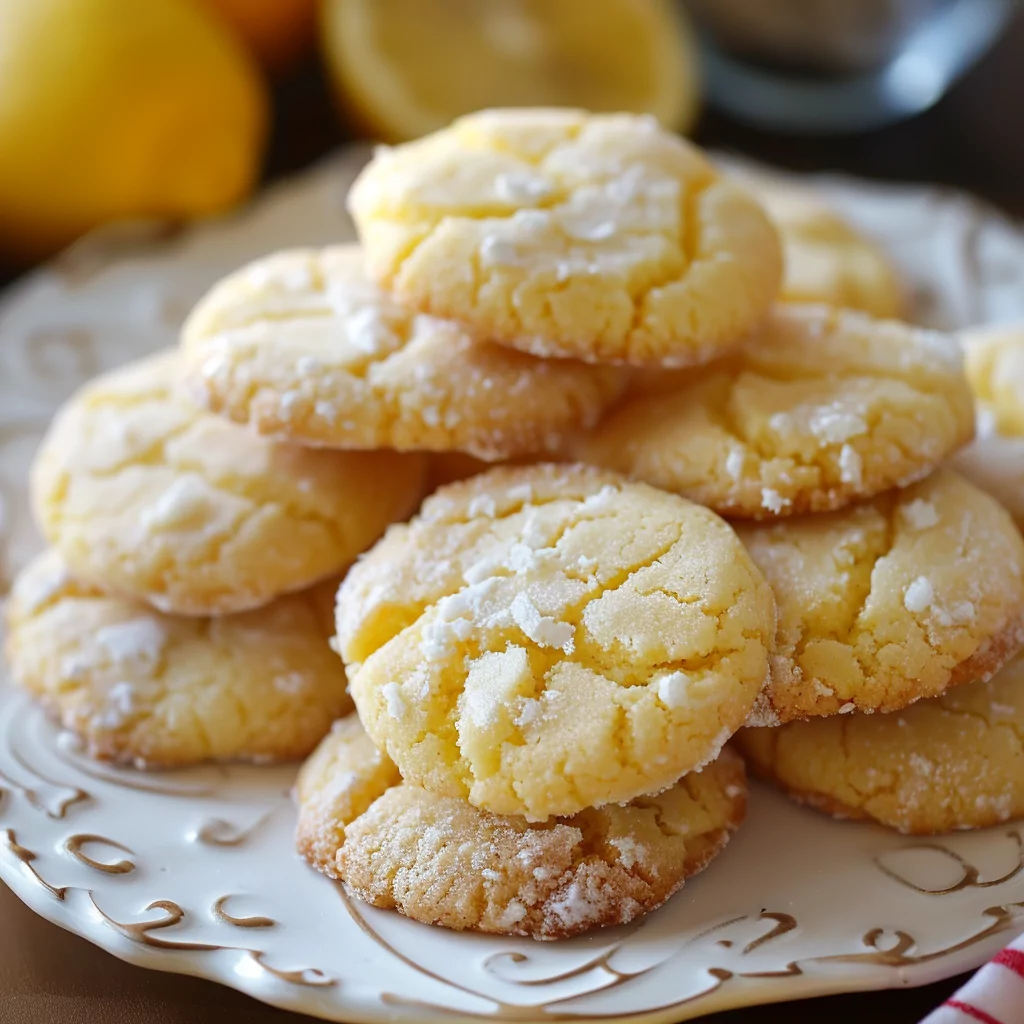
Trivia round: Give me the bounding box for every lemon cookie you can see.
[736,173,903,318]
[181,245,624,459]
[582,305,974,518]
[335,463,775,821]
[31,350,426,615]
[297,715,747,939]
[737,650,1024,834]
[348,108,782,367]
[736,469,1024,725]
[5,550,351,767]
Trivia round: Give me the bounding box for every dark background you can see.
[2,10,1024,1024]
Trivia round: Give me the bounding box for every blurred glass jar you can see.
[684,0,1018,132]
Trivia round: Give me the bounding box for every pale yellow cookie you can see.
[31,350,426,616]
[736,650,1024,835]
[181,245,625,459]
[582,305,974,519]
[296,715,747,939]
[348,108,782,368]
[736,469,1024,725]
[5,550,351,767]
[736,173,903,318]
[335,463,775,821]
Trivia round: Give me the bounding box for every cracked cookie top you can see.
[5,550,351,768]
[334,463,775,821]
[180,245,625,459]
[737,469,1024,725]
[31,350,426,616]
[583,305,975,518]
[736,649,1024,835]
[347,108,782,368]
[296,714,746,939]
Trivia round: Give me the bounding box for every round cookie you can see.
[335,463,775,821]
[736,650,1024,835]
[736,469,1024,725]
[735,172,903,318]
[347,108,782,368]
[4,550,352,768]
[582,305,975,519]
[296,715,747,939]
[181,245,625,459]
[31,350,426,615]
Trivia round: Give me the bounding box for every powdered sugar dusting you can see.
[494,172,552,203]
[510,593,574,652]
[608,835,644,869]
[761,488,790,514]
[346,307,396,355]
[496,899,528,929]
[582,485,619,511]
[461,645,533,730]
[656,671,689,709]
[902,499,940,530]
[382,682,405,720]
[96,618,167,667]
[140,475,220,532]
[468,494,498,518]
[515,698,542,729]
[546,881,609,930]
[93,681,140,730]
[904,576,935,614]
[421,578,501,659]
[809,406,867,444]
[838,444,863,486]
[506,484,534,503]
[480,236,520,268]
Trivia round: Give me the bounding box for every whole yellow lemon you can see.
[0,0,268,263]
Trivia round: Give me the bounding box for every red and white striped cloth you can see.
[922,933,1024,1023]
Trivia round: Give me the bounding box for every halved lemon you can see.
[320,0,701,141]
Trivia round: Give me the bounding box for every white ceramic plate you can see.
[2,150,1024,1024]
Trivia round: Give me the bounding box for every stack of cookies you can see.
[7,351,426,766]
[7,108,1024,942]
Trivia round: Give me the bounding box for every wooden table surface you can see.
[3,10,1024,1023]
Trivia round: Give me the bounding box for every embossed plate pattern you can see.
[1,150,1024,1023]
